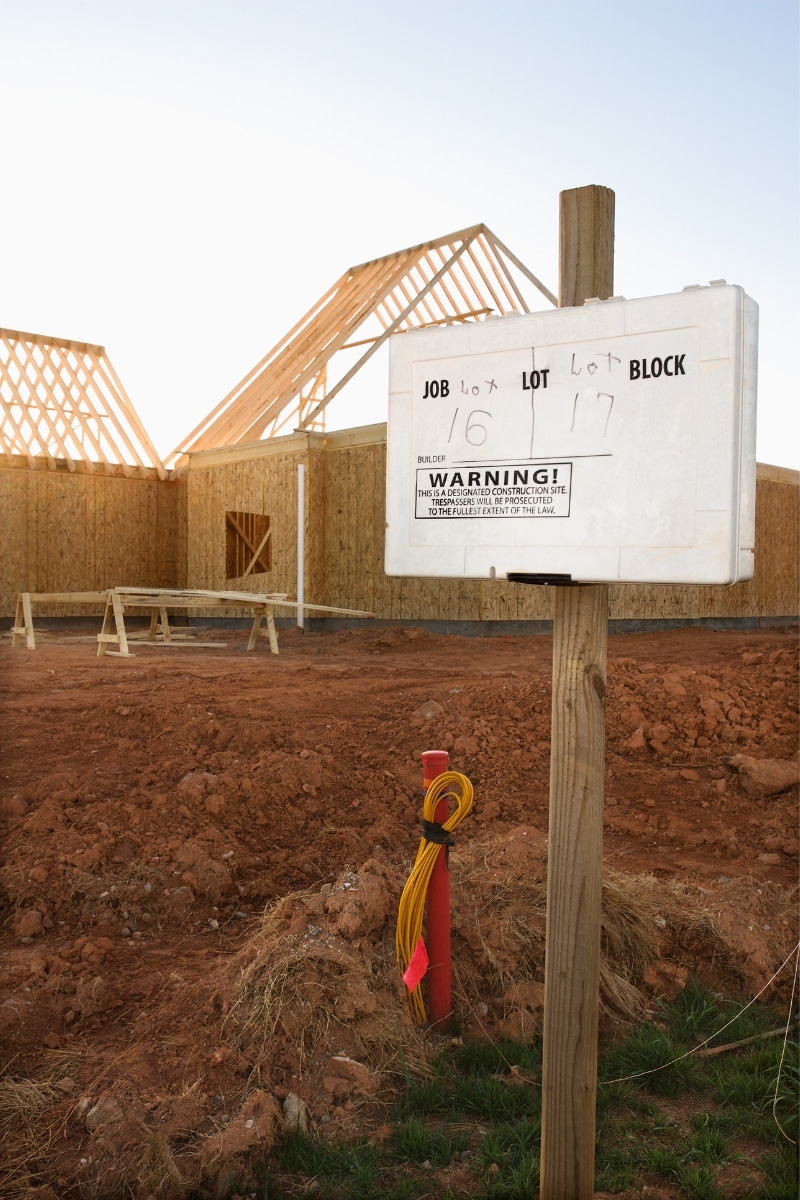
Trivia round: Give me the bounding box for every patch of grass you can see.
[252,980,797,1200]
[596,1080,657,1125]
[475,1117,540,1168]
[595,1098,680,1187]
[479,1150,540,1198]
[594,1147,637,1192]
[673,1160,722,1199]
[772,1055,800,1145]
[642,1142,682,1176]
[709,991,792,1046]
[393,1049,541,1124]
[600,1018,700,1095]
[710,1038,799,1140]
[595,979,797,1195]
[276,1132,380,1197]
[452,1072,540,1121]
[391,1119,468,1167]
[393,1062,456,1120]
[453,1037,541,1077]
[665,975,722,1039]
[688,1117,730,1164]
[757,1146,800,1200]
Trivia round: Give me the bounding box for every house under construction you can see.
[2,225,797,626]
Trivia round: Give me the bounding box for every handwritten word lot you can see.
[422,378,499,400]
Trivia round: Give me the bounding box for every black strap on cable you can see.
[422,819,455,847]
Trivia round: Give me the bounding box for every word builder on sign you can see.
[385,285,757,586]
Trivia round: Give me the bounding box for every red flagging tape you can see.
[402,937,429,991]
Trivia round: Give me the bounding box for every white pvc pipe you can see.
[297,462,305,629]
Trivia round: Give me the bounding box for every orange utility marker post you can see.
[539,185,614,1199]
[422,749,452,1027]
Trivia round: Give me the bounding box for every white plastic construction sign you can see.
[385,285,757,585]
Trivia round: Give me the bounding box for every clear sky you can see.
[2,0,798,467]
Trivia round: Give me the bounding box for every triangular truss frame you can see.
[0,328,166,478]
[169,224,555,466]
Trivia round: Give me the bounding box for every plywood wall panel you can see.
[1,461,187,617]
[1,467,29,613]
[157,478,187,590]
[753,476,797,614]
[699,478,798,619]
[306,447,327,605]
[185,448,307,615]
[7,440,785,625]
[30,471,46,595]
[186,467,210,591]
[609,584,701,622]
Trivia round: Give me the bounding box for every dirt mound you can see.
[0,623,797,1196]
[7,845,796,1198]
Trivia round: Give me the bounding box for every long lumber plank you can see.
[112,587,374,616]
[25,591,109,603]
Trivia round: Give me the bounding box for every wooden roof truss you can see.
[0,328,166,478]
[169,224,555,465]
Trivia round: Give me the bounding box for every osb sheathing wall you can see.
[318,434,799,622]
[1,458,187,617]
[185,433,326,612]
[186,427,798,623]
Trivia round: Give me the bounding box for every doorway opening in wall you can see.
[225,511,272,581]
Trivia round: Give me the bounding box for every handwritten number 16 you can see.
[448,407,492,447]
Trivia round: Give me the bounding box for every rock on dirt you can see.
[199,1089,282,1163]
[723,753,799,798]
[85,1091,125,1132]
[13,909,43,938]
[322,1055,376,1097]
[283,1091,309,1134]
[324,859,394,938]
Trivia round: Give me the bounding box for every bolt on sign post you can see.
[422,749,452,1027]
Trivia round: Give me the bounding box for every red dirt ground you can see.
[1,622,798,1197]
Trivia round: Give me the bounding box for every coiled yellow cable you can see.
[395,770,474,1023]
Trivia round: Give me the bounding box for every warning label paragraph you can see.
[415,462,572,519]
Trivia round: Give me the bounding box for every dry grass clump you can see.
[353,942,434,1080]
[130,1126,186,1198]
[223,872,428,1079]
[224,885,330,1065]
[450,835,662,1022]
[600,872,660,977]
[449,829,732,1022]
[0,1076,63,1199]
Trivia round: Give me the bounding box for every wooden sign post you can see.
[383,182,754,1193]
[539,185,614,1199]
